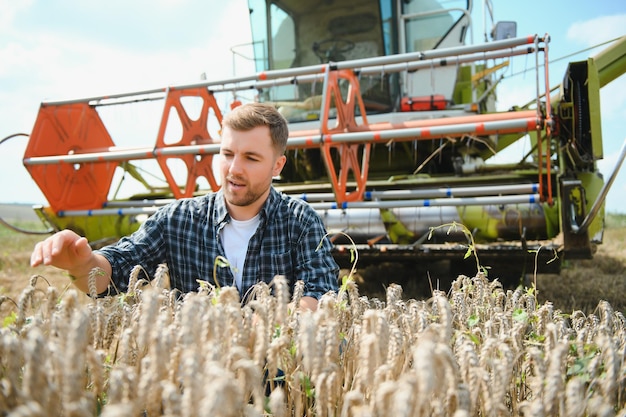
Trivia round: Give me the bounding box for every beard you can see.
[223,175,268,207]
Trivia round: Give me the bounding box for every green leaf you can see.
[300,373,315,398]
[528,331,545,342]
[512,308,528,323]
[211,288,221,305]
[467,332,481,345]
[567,356,593,382]
[467,314,479,328]
[2,311,17,328]
[341,275,349,288]
[567,359,586,376]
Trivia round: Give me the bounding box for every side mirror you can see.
[492,21,517,40]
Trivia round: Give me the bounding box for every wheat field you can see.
[1,268,624,416]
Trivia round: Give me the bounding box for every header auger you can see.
[7,0,626,284]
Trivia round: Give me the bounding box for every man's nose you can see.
[228,155,244,175]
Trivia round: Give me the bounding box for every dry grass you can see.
[0,224,90,305]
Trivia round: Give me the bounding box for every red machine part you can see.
[320,69,371,204]
[155,87,222,199]
[400,95,447,112]
[24,103,117,212]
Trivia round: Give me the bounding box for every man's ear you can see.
[273,154,287,176]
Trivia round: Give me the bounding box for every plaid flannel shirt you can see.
[95,187,340,300]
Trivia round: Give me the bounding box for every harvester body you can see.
[16,0,626,282]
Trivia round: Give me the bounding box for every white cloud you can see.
[0,0,32,28]
[0,0,256,204]
[1,3,252,101]
[566,14,626,47]
[599,75,626,122]
[597,140,626,214]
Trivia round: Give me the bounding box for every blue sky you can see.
[0,0,625,214]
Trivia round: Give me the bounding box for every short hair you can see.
[222,103,289,154]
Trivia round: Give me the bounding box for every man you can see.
[30,103,340,310]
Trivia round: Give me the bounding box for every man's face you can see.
[219,125,286,219]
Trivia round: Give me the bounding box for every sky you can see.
[1,0,625,215]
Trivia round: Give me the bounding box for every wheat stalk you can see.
[1,268,625,416]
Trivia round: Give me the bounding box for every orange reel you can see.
[320,69,371,204]
[155,87,223,199]
[24,103,117,212]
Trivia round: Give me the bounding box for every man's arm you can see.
[31,229,112,295]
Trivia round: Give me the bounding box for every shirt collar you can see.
[215,190,229,225]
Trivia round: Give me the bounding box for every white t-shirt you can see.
[220,214,261,291]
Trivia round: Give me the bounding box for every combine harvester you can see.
[6,0,626,285]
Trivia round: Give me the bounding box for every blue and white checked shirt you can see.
[96,187,340,300]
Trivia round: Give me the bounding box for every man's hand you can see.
[31,229,92,271]
[298,296,318,311]
[30,229,112,294]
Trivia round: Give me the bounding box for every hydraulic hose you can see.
[0,133,54,235]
